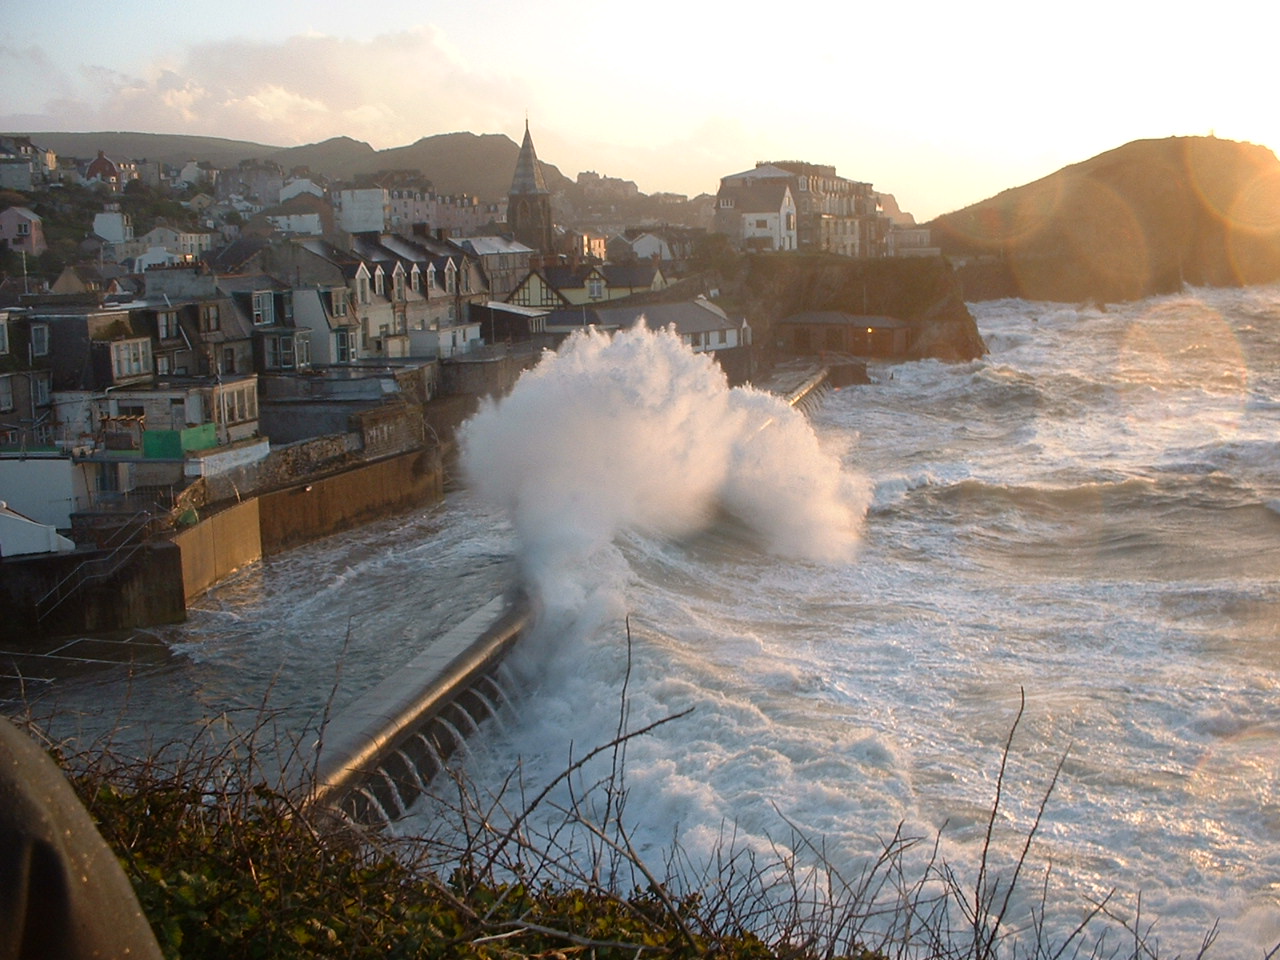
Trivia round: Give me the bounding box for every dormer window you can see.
[719,196,734,209]
[331,290,348,317]
[410,265,421,292]
[445,262,456,294]
[587,276,604,300]
[392,267,405,301]
[252,291,273,325]
[373,267,385,297]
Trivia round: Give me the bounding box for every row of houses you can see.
[713,160,938,258]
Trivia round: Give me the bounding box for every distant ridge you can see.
[931,136,1280,302]
[6,130,574,200]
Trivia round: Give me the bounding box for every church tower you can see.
[507,122,554,256]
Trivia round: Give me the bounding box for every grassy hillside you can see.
[8,130,572,200]
[932,136,1280,302]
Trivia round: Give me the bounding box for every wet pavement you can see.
[0,632,174,711]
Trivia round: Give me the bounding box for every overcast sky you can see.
[4,0,1277,221]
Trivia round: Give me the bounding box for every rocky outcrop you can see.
[724,253,986,362]
[932,136,1280,303]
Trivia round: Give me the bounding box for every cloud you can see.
[0,27,529,148]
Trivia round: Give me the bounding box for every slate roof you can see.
[204,237,269,273]
[594,298,738,336]
[721,181,793,214]
[601,262,660,288]
[459,236,534,256]
[509,123,550,196]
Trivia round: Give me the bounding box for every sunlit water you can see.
[40,287,1280,954]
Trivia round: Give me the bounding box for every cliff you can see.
[725,253,986,362]
[932,136,1280,303]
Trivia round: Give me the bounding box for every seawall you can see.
[307,593,532,822]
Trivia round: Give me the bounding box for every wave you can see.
[459,323,872,626]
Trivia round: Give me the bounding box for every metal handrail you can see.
[35,512,156,619]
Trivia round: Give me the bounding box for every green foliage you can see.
[71,762,879,960]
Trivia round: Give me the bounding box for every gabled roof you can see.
[721,181,794,214]
[721,164,795,184]
[509,123,550,196]
[0,206,40,222]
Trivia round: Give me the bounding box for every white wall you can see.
[0,456,82,527]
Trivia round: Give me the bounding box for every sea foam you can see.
[459,323,870,624]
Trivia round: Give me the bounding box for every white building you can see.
[334,187,390,234]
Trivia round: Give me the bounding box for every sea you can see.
[38,284,1280,956]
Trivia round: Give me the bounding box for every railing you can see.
[36,511,156,622]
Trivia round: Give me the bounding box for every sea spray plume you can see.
[459,323,870,623]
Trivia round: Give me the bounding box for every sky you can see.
[3,0,1278,222]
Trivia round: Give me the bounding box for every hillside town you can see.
[0,126,936,636]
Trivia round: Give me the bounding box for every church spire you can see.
[509,121,550,196]
[508,121,554,254]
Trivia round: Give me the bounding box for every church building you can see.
[507,123,554,255]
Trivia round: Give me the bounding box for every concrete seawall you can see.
[307,593,532,822]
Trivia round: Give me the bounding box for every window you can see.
[393,270,405,301]
[202,303,220,331]
[0,376,12,412]
[445,263,456,294]
[222,348,235,374]
[30,324,49,357]
[156,354,171,375]
[111,338,152,379]
[755,219,769,230]
[374,269,384,297]
[587,277,604,300]
[267,334,307,370]
[0,317,8,355]
[356,275,370,305]
[410,266,421,292]
[16,221,30,236]
[718,329,727,345]
[719,197,734,208]
[252,291,273,325]
[158,310,180,339]
[336,329,353,362]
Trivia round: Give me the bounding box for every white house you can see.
[93,205,134,244]
[714,176,797,252]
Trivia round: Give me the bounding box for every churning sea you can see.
[45,284,1280,955]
